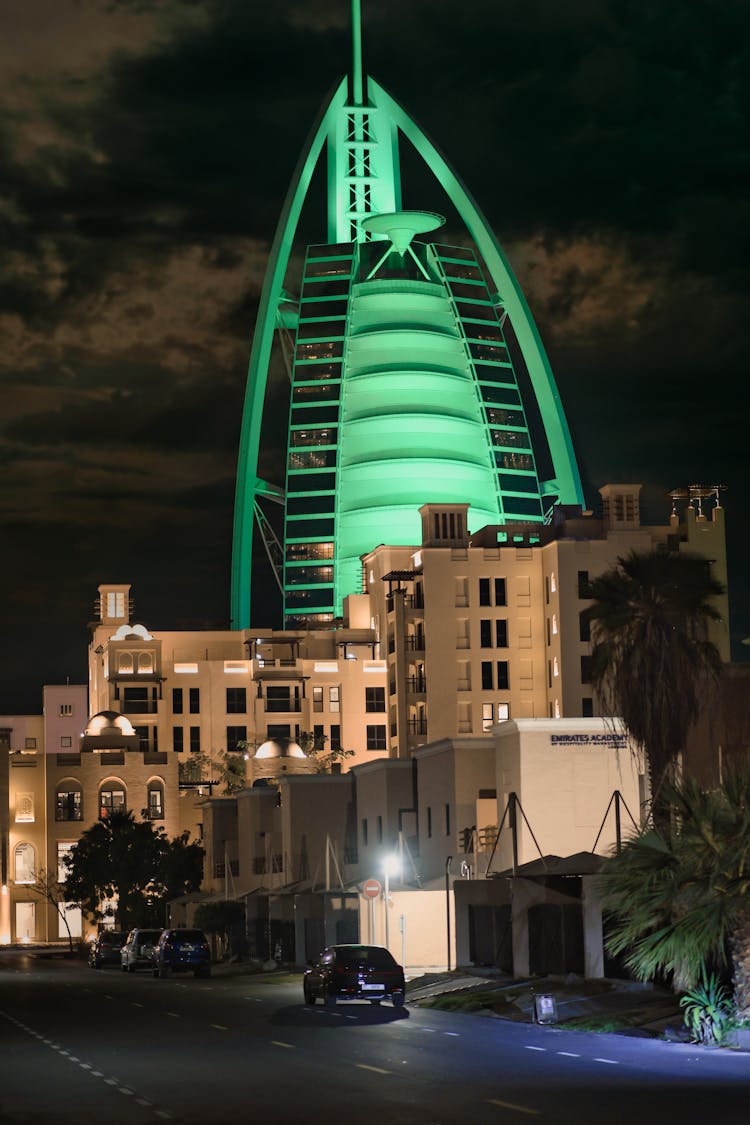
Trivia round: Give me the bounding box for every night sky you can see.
[1,0,748,715]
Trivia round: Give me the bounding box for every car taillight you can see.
[201,943,210,951]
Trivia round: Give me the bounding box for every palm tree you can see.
[597,770,750,1015]
[585,550,724,810]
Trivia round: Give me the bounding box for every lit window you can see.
[60,736,72,749]
[482,703,493,732]
[553,657,559,678]
[312,686,324,713]
[552,614,558,636]
[329,686,340,713]
[99,786,126,819]
[57,842,75,882]
[24,738,37,749]
[550,572,556,593]
[106,591,125,618]
[56,789,82,822]
[15,843,35,884]
[497,703,509,722]
[147,784,164,821]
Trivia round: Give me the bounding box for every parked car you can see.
[152,928,211,978]
[89,930,127,969]
[303,944,406,1008]
[120,928,163,973]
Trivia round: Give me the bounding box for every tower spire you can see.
[351,0,363,106]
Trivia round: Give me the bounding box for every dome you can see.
[80,710,140,753]
[110,623,153,641]
[255,738,306,760]
[84,711,136,738]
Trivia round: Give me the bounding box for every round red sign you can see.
[362,878,382,899]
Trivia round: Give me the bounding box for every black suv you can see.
[304,944,406,1008]
[89,930,127,969]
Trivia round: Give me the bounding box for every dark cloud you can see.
[0,0,748,712]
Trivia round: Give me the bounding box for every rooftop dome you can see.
[84,711,136,738]
[80,710,140,753]
[110,623,153,641]
[255,738,306,760]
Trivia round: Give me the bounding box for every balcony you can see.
[404,634,425,652]
[407,719,427,736]
[405,676,427,693]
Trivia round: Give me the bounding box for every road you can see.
[1,952,748,1124]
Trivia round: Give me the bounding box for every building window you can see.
[172,688,183,714]
[106,591,125,618]
[553,657,559,678]
[579,613,591,642]
[24,738,37,750]
[266,685,294,712]
[552,614,558,636]
[580,656,592,684]
[494,578,506,606]
[173,727,184,753]
[497,662,509,691]
[59,703,73,717]
[578,570,591,599]
[426,807,432,838]
[479,578,491,606]
[133,725,150,753]
[480,620,492,648]
[481,662,493,690]
[189,688,200,714]
[365,687,385,712]
[267,724,291,740]
[99,786,126,819]
[496,619,508,648]
[497,703,510,722]
[15,843,35,884]
[137,652,153,673]
[226,725,247,752]
[57,842,75,883]
[330,724,341,751]
[366,725,386,751]
[362,819,368,846]
[189,726,201,754]
[550,572,556,593]
[377,815,383,844]
[55,789,82,822]
[146,783,164,820]
[60,736,72,749]
[445,804,451,837]
[226,687,247,714]
[582,697,594,717]
[329,686,340,713]
[313,686,324,713]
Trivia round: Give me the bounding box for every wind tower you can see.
[232,1,584,629]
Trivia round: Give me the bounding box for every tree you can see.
[596,770,750,1015]
[298,730,355,774]
[64,810,203,930]
[585,550,724,809]
[194,900,245,959]
[30,867,76,953]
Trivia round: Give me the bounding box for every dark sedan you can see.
[304,944,406,1008]
[88,930,127,969]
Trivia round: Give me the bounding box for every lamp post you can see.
[383,854,400,951]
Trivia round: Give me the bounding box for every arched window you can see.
[15,842,35,884]
[118,652,134,674]
[137,652,153,673]
[99,781,126,819]
[55,784,83,822]
[146,780,164,821]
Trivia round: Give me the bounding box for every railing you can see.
[144,806,164,820]
[407,719,427,735]
[121,701,158,714]
[405,676,427,693]
[264,701,302,713]
[404,635,425,651]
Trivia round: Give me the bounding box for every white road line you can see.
[210,1024,228,1030]
[444,1032,460,1037]
[271,1040,295,1049]
[557,1051,580,1057]
[524,1045,546,1052]
[356,1063,390,1075]
[487,1098,540,1116]
[594,1058,619,1065]
[422,1028,437,1033]
[166,1012,180,1018]
[131,1002,144,1008]
[118,1087,134,1096]
[136,1099,152,1108]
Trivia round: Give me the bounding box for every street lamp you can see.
[383,854,400,951]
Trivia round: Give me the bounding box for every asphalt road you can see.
[1,952,748,1125]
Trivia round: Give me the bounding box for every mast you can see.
[351,0,363,107]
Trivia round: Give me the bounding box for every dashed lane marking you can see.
[0,1009,175,1118]
[271,1040,295,1049]
[131,1002,144,1008]
[524,1045,546,1052]
[487,1098,540,1116]
[210,1024,228,1030]
[166,1012,180,1018]
[356,1064,390,1075]
[444,1032,460,1037]
[557,1051,580,1057]
[594,1057,618,1065]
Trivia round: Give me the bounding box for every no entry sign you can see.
[362,878,382,899]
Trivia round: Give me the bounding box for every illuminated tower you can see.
[232,2,583,628]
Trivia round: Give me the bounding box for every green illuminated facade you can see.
[232,4,583,628]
